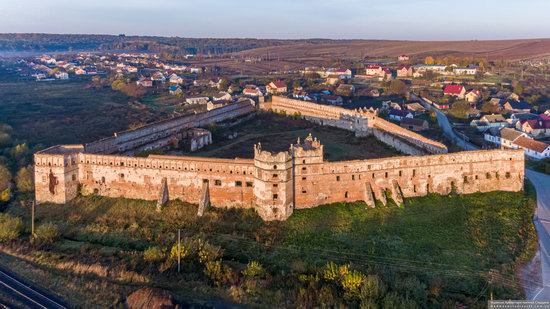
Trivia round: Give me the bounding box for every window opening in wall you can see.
[273,165,277,169]
[235,181,242,187]
[273,174,278,178]
[399,171,402,177]
[203,179,209,184]
[273,184,278,188]
[385,172,388,178]
[101,177,105,184]
[352,175,355,180]
[413,185,416,193]
[120,162,124,166]
[302,167,306,171]
[246,182,253,187]
[302,177,307,181]
[336,176,340,181]
[372,173,375,179]
[273,194,278,200]
[345,191,348,198]
[120,173,124,179]
[302,190,307,194]
[475,175,479,180]
[413,169,416,177]
[215,180,222,186]
[486,172,491,179]
[72,174,76,181]
[505,172,511,179]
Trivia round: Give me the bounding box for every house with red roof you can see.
[365,65,383,76]
[443,85,466,99]
[517,117,550,138]
[396,65,413,78]
[243,87,262,97]
[266,80,288,94]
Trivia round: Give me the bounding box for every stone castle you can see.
[34,97,525,221]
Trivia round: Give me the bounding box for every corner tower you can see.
[253,143,294,221]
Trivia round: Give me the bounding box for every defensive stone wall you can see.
[34,96,524,221]
[267,96,447,155]
[85,99,255,154]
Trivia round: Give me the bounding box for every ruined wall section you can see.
[293,149,524,209]
[85,100,256,154]
[268,96,447,154]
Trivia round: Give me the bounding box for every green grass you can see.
[5,185,536,306]
[180,113,402,161]
[0,69,163,146]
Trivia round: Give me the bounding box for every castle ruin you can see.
[34,97,525,221]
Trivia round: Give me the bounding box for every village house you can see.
[388,109,414,121]
[136,77,153,88]
[503,101,532,113]
[508,113,539,127]
[443,85,466,99]
[453,66,478,75]
[396,65,413,78]
[470,114,507,131]
[209,77,223,89]
[151,72,166,82]
[465,90,481,103]
[319,94,344,106]
[169,85,182,96]
[74,68,86,75]
[54,72,69,80]
[243,87,262,97]
[266,80,288,94]
[189,67,203,74]
[516,116,550,138]
[365,65,383,77]
[126,66,138,73]
[398,55,410,62]
[169,73,183,84]
[413,64,447,73]
[513,136,550,160]
[213,91,232,102]
[405,102,427,115]
[400,118,429,131]
[484,127,527,149]
[185,96,210,105]
[327,68,353,79]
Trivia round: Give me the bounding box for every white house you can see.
[513,136,550,160]
[185,96,210,105]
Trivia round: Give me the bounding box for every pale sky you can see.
[1,0,550,40]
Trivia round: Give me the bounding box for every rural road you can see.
[525,169,550,301]
[411,92,550,299]
[412,93,479,151]
[0,266,67,309]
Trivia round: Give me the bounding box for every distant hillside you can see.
[0,33,329,55]
[237,39,550,61]
[1,34,549,61]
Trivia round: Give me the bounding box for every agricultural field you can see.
[0,184,537,307]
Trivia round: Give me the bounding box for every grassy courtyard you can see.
[178,112,402,161]
[2,185,537,307]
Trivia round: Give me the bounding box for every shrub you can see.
[242,260,266,278]
[168,237,194,261]
[0,213,23,242]
[197,239,223,264]
[16,166,34,193]
[204,260,223,287]
[341,270,365,299]
[143,246,165,263]
[34,222,60,245]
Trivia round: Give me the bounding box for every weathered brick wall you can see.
[76,154,256,208]
[85,100,256,154]
[34,143,524,221]
[268,96,447,154]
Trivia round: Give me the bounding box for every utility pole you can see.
[177,229,181,273]
[31,199,35,237]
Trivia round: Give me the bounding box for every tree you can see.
[292,80,301,89]
[218,79,229,91]
[388,80,408,96]
[448,100,470,119]
[0,214,23,242]
[16,166,34,193]
[425,56,435,65]
[0,163,11,197]
[512,80,524,95]
[33,222,60,246]
[481,101,501,114]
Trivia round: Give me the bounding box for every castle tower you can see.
[253,143,294,221]
[34,145,82,204]
[292,134,324,208]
